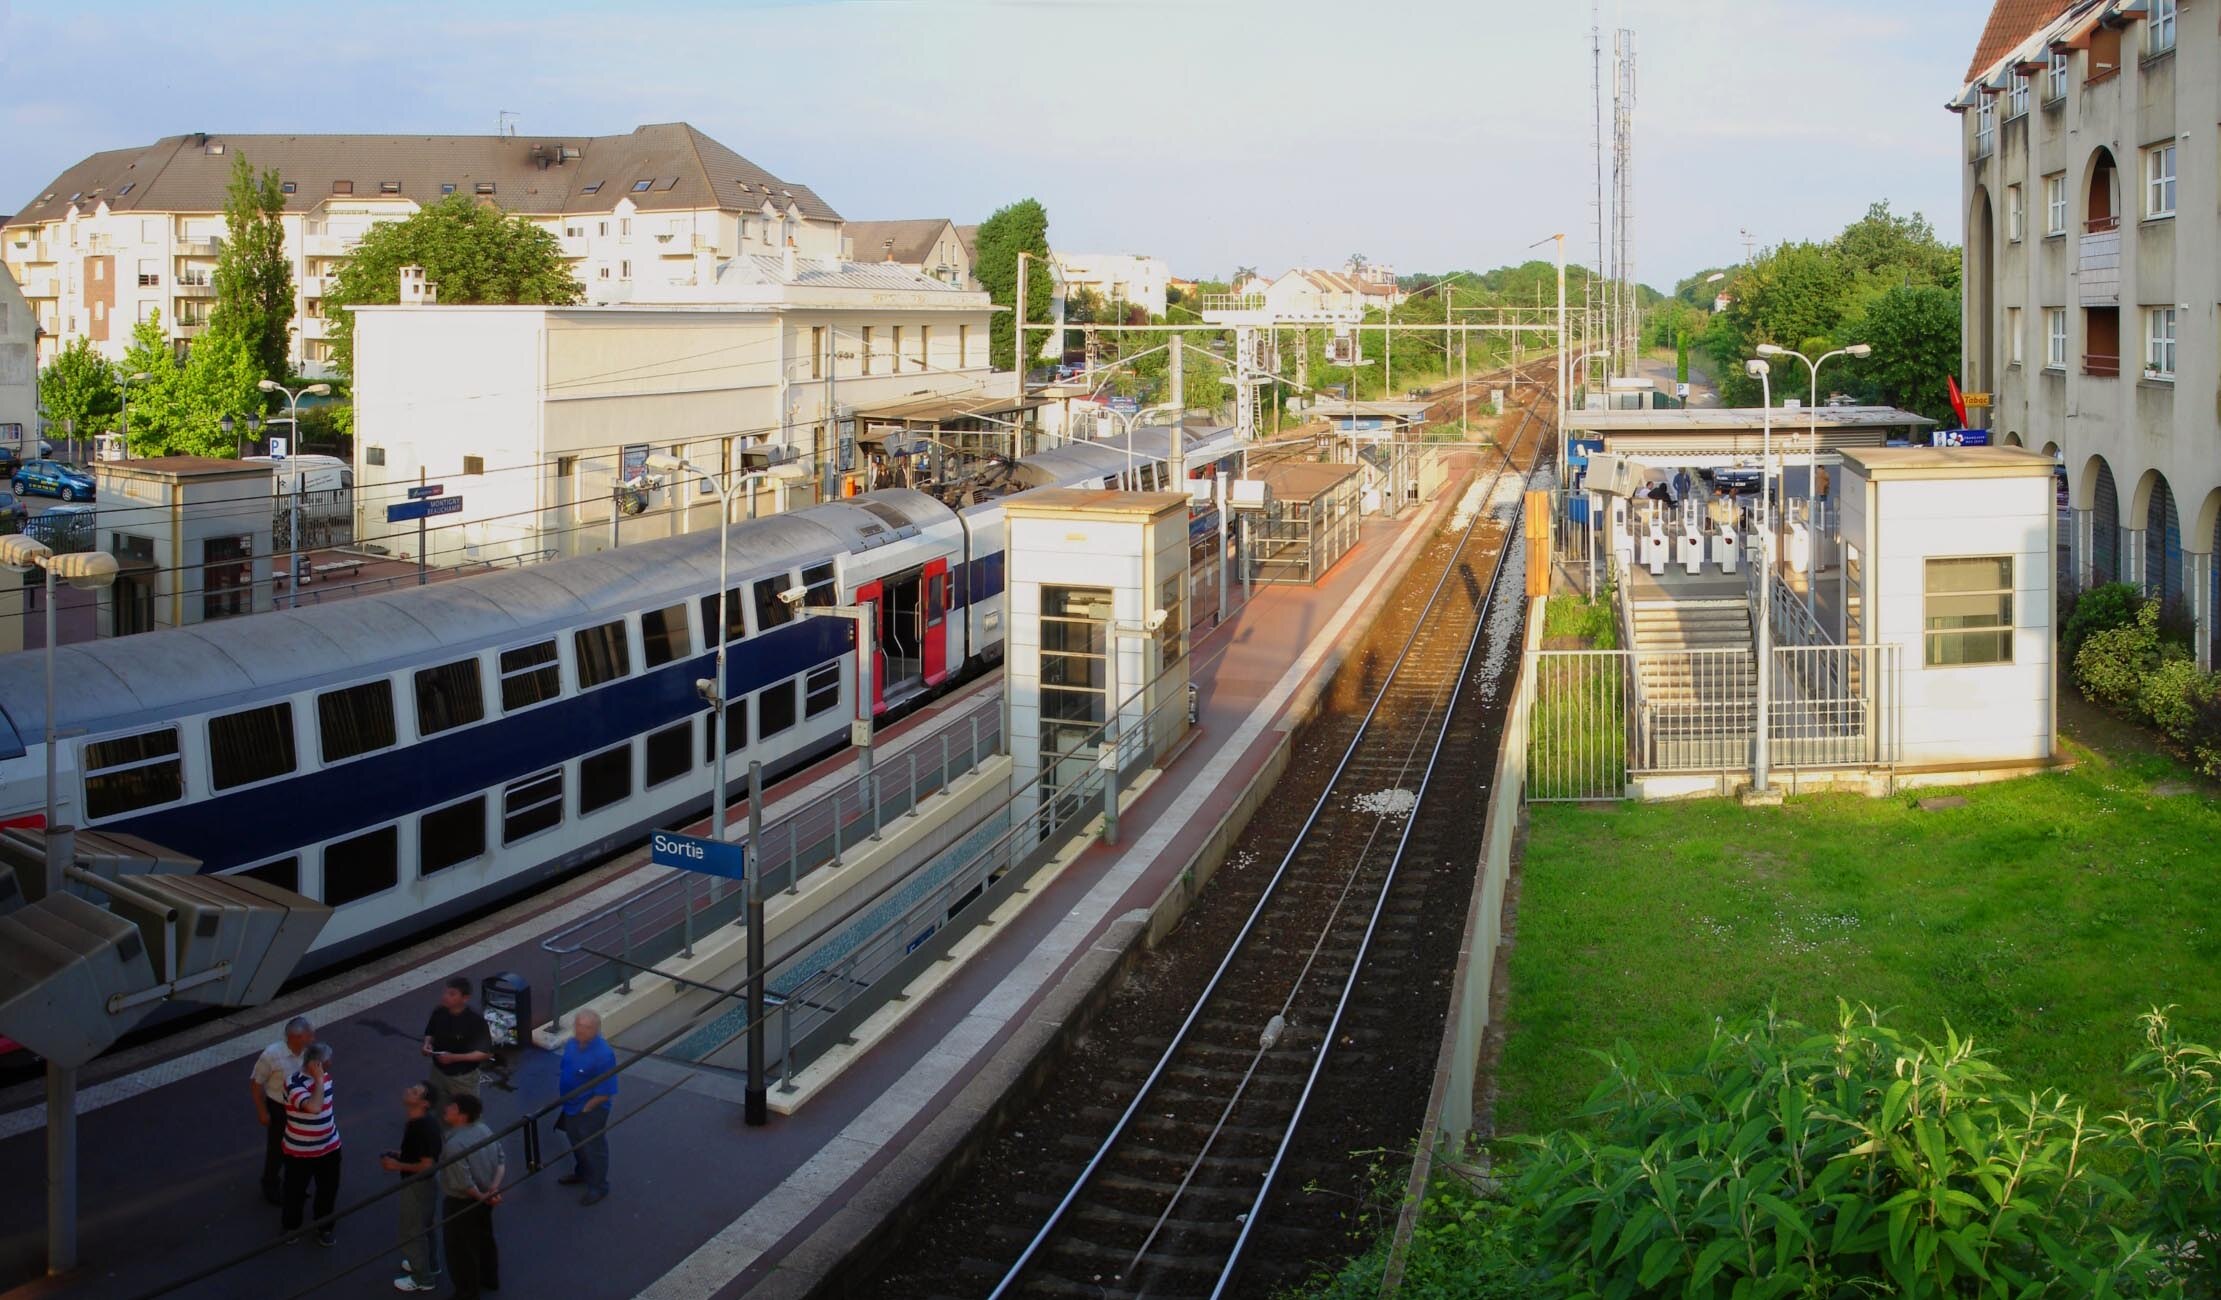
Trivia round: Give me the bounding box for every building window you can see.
[917,324,931,371]
[891,326,905,373]
[462,455,485,476]
[619,259,631,279]
[475,181,496,195]
[322,825,399,906]
[502,768,565,844]
[2006,307,2022,364]
[498,640,561,711]
[2006,184,2024,242]
[414,659,485,736]
[2045,174,2066,235]
[959,324,971,369]
[644,721,693,788]
[578,743,632,815]
[208,703,297,792]
[583,180,604,195]
[2151,0,2177,54]
[2146,306,2177,377]
[758,680,798,738]
[641,604,692,668]
[379,180,401,195]
[418,796,486,876]
[1924,557,2015,667]
[317,681,397,764]
[440,183,456,196]
[2048,50,2069,100]
[2145,144,2176,218]
[861,326,875,374]
[2007,73,2029,119]
[805,662,841,718]
[704,699,747,764]
[801,561,838,608]
[83,727,183,819]
[2048,308,2069,368]
[203,534,253,620]
[574,620,632,689]
[279,181,296,195]
[1974,97,1995,158]
[366,446,386,467]
[1039,585,1111,766]
[631,179,652,193]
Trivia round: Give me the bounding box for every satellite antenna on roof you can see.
[497,110,519,139]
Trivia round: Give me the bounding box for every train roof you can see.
[0,488,951,738]
[1011,427,1234,488]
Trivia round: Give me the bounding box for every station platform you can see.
[0,465,1473,1300]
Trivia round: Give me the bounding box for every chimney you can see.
[782,239,797,281]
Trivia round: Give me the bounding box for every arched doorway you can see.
[2136,470,2183,609]
[1969,188,1996,391]
[2198,488,2221,671]
[2086,456,2121,585]
[2081,150,2122,376]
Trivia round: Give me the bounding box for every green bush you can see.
[2076,600,2165,711]
[1494,1006,2221,1298]
[2138,657,2213,745]
[2065,582,2145,654]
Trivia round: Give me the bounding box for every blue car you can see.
[12,460,95,502]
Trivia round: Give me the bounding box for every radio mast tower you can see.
[1610,26,1638,378]
[1590,5,1607,387]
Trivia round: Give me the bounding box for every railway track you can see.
[938,398,1551,1300]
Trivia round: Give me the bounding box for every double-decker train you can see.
[0,427,1242,969]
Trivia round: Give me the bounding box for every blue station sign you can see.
[386,496,464,523]
[650,830,747,881]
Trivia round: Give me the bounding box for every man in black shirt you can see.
[421,976,493,1114]
[379,1081,442,1293]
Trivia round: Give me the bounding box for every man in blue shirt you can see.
[555,1009,618,1205]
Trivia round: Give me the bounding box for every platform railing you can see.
[541,698,1004,1019]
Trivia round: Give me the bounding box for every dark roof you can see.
[845,219,959,265]
[1257,461,1364,501]
[105,456,271,477]
[6,123,841,229]
[954,224,980,260]
[1964,0,2078,81]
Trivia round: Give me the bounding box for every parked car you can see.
[23,504,95,554]
[12,460,96,502]
[0,491,22,537]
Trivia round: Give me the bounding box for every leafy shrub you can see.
[2075,600,2167,711]
[2186,690,2221,780]
[2138,657,2213,745]
[1494,1006,2221,1298]
[2064,581,2145,655]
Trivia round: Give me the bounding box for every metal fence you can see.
[1548,487,1603,596]
[542,699,1005,1018]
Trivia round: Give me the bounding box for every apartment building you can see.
[2,123,843,377]
[0,266,34,453]
[1050,252,1172,319]
[1954,0,2217,665]
[840,219,975,286]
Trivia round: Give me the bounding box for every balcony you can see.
[2082,353,2121,378]
[299,316,333,339]
[299,275,326,297]
[2078,219,2121,306]
[174,318,209,338]
[176,236,222,257]
[18,272,57,298]
[302,233,358,258]
[173,278,214,298]
[558,235,589,258]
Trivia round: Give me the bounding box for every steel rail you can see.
[988,392,1552,1299]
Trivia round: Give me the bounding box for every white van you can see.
[248,454,354,544]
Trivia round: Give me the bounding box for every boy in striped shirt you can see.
[280,1042,342,1246]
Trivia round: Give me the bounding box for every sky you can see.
[0,0,1989,290]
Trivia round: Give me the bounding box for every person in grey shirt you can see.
[438,1095,504,1300]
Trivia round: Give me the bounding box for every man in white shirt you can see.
[250,1016,315,1205]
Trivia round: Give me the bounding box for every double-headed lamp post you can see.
[1743,358,1777,795]
[1097,403,1185,487]
[258,380,331,609]
[0,533,119,1275]
[635,447,801,1127]
[1754,343,1871,618]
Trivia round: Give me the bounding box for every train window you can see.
[698,588,745,644]
[578,743,632,815]
[498,641,561,712]
[228,856,299,892]
[801,561,838,608]
[754,577,795,630]
[82,727,184,819]
[574,620,632,689]
[414,659,485,737]
[758,679,798,738]
[644,720,693,788]
[418,796,486,876]
[208,702,297,792]
[640,604,692,669]
[702,699,747,765]
[322,824,399,907]
[317,681,396,764]
[805,663,841,718]
[502,768,565,844]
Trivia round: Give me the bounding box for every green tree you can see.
[210,153,295,383]
[973,199,1053,372]
[324,194,581,376]
[112,313,264,457]
[37,337,120,440]
[1849,284,1963,423]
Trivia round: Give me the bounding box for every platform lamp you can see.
[1756,343,1871,621]
[0,532,119,1275]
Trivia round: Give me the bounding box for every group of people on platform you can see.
[248,976,620,1296]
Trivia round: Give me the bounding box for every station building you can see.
[348,254,998,566]
[0,266,31,459]
[1952,0,2219,666]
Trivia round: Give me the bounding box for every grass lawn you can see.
[1496,734,2221,1135]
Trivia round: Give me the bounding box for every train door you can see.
[922,557,950,686]
[854,578,889,713]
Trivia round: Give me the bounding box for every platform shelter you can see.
[1245,462,1364,585]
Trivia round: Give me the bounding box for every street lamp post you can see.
[1755,343,1870,618]
[1097,404,1184,489]
[257,380,331,606]
[0,533,120,1275]
[1744,358,1776,795]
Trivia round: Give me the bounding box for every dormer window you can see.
[582,181,604,194]
[475,182,495,195]
[630,179,652,193]
[332,180,354,195]
[379,180,401,195]
[279,181,296,194]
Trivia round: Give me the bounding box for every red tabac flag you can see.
[1946,375,1970,427]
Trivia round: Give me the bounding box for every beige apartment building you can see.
[1,123,843,377]
[1954,0,2218,665]
[839,219,975,287]
[0,266,33,455]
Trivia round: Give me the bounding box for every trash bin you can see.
[480,971,530,1057]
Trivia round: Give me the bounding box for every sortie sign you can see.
[649,830,747,881]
